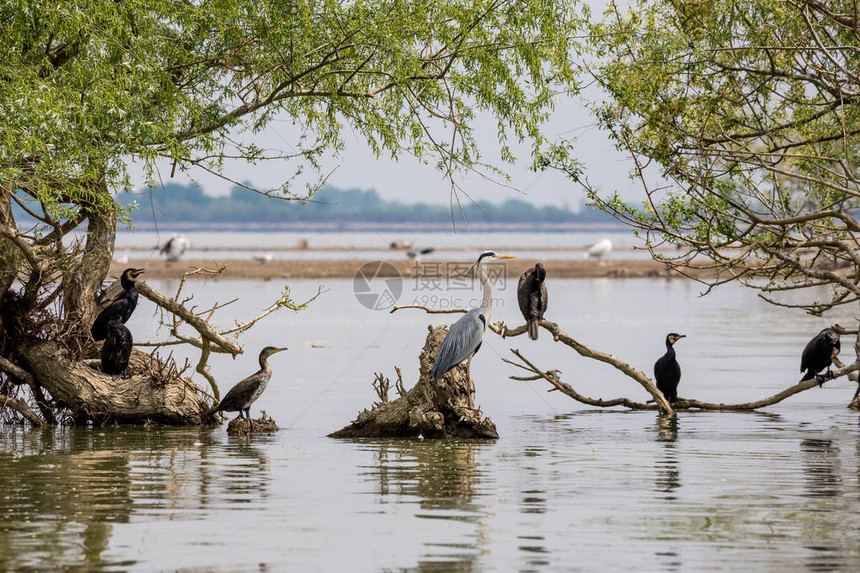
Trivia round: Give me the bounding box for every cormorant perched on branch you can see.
[517,263,548,340]
[91,268,144,341]
[101,316,133,378]
[654,333,686,403]
[209,346,287,419]
[800,325,842,384]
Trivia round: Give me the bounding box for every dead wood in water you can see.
[390,304,860,414]
[226,412,279,435]
[505,322,860,412]
[329,325,498,439]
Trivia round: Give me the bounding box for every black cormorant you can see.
[101,315,133,378]
[517,263,548,340]
[654,333,686,403]
[209,346,287,419]
[800,325,842,383]
[91,268,144,341]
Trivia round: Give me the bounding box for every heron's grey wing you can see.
[431,309,486,380]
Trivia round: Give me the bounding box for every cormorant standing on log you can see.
[209,346,287,419]
[654,333,686,403]
[91,268,144,341]
[800,325,842,384]
[517,263,548,340]
[101,315,133,378]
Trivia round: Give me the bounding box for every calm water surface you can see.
[2,276,860,571]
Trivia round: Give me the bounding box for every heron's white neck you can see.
[477,259,493,323]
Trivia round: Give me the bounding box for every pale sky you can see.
[131,1,637,209]
[132,93,635,210]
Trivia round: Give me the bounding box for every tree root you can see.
[17,340,212,424]
[0,394,44,426]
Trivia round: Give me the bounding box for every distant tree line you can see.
[115,183,617,225]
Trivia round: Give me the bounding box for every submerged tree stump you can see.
[226,411,279,436]
[329,325,499,439]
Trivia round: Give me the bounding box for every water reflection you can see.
[0,426,272,571]
[654,415,680,499]
[361,440,491,571]
[800,439,841,499]
[0,427,135,570]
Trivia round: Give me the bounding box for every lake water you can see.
[2,273,860,571]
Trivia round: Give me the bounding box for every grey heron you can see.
[517,263,548,340]
[430,251,515,392]
[91,268,144,341]
[208,346,287,420]
[586,237,613,259]
[801,325,842,384]
[101,315,133,379]
[654,333,685,403]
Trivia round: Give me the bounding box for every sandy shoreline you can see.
[110,258,703,280]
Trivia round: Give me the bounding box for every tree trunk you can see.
[62,180,117,331]
[329,325,499,439]
[17,340,211,424]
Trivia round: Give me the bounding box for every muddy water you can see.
[2,277,859,571]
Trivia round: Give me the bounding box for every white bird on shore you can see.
[160,234,189,262]
[253,252,274,264]
[586,238,613,260]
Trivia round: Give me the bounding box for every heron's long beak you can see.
[495,255,515,260]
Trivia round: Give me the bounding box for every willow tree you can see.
[581,0,860,313]
[507,0,860,410]
[0,0,582,425]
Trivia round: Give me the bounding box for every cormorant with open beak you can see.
[91,268,144,341]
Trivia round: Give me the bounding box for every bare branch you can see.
[390,304,674,414]
[0,394,45,426]
[137,281,242,356]
[0,355,35,386]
